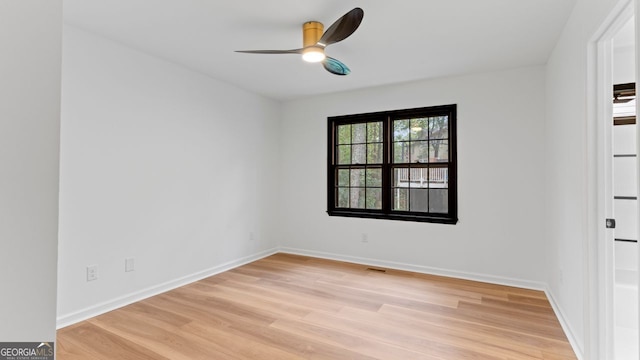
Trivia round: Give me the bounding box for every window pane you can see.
[353,123,367,143]
[366,188,382,209]
[429,168,448,188]
[429,189,448,213]
[410,141,430,163]
[367,122,383,142]
[394,167,410,187]
[409,168,428,188]
[351,168,366,187]
[429,116,449,140]
[337,169,349,187]
[352,144,366,164]
[367,168,382,187]
[337,188,349,208]
[393,142,410,163]
[410,118,429,140]
[409,189,429,212]
[350,188,366,209]
[367,143,383,164]
[394,120,409,141]
[337,124,351,144]
[392,188,409,211]
[430,140,448,162]
[337,145,351,164]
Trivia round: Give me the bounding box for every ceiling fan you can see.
[236,8,364,76]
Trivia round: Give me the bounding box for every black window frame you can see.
[327,104,458,224]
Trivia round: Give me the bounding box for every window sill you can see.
[327,209,458,224]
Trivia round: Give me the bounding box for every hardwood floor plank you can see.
[378,304,576,358]
[57,253,576,360]
[455,301,567,339]
[57,322,170,360]
[183,312,379,359]
[164,288,277,327]
[190,280,312,318]
[208,269,262,283]
[314,276,464,308]
[212,276,345,313]
[479,297,559,320]
[88,308,237,360]
[255,277,384,312]
[507,293,554,308]
[270,318,440,360]
[180,321,303,360]
[304,307,542,360]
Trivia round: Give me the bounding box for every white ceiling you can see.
[64,0,577,101]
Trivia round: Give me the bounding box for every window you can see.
[327,105,457,224]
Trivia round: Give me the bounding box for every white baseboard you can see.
[279,247,547,291]
[56,247,279,329]
[545,288,584,360]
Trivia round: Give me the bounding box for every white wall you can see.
[279,66,547,287]
[0,1,62,342]
[545,0,622,356]
[57,26,281,325]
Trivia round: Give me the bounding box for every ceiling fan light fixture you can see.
[302,46,326,62]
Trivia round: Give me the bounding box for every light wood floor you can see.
[57,253,576,359]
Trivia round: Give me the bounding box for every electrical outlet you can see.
[249,232,255,241]
[87,265,98,281]
[361,233,369,243]
[125,258,135,272]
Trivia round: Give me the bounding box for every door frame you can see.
[586,0,635,358]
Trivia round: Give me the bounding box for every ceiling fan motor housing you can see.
[303,21,324,47]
